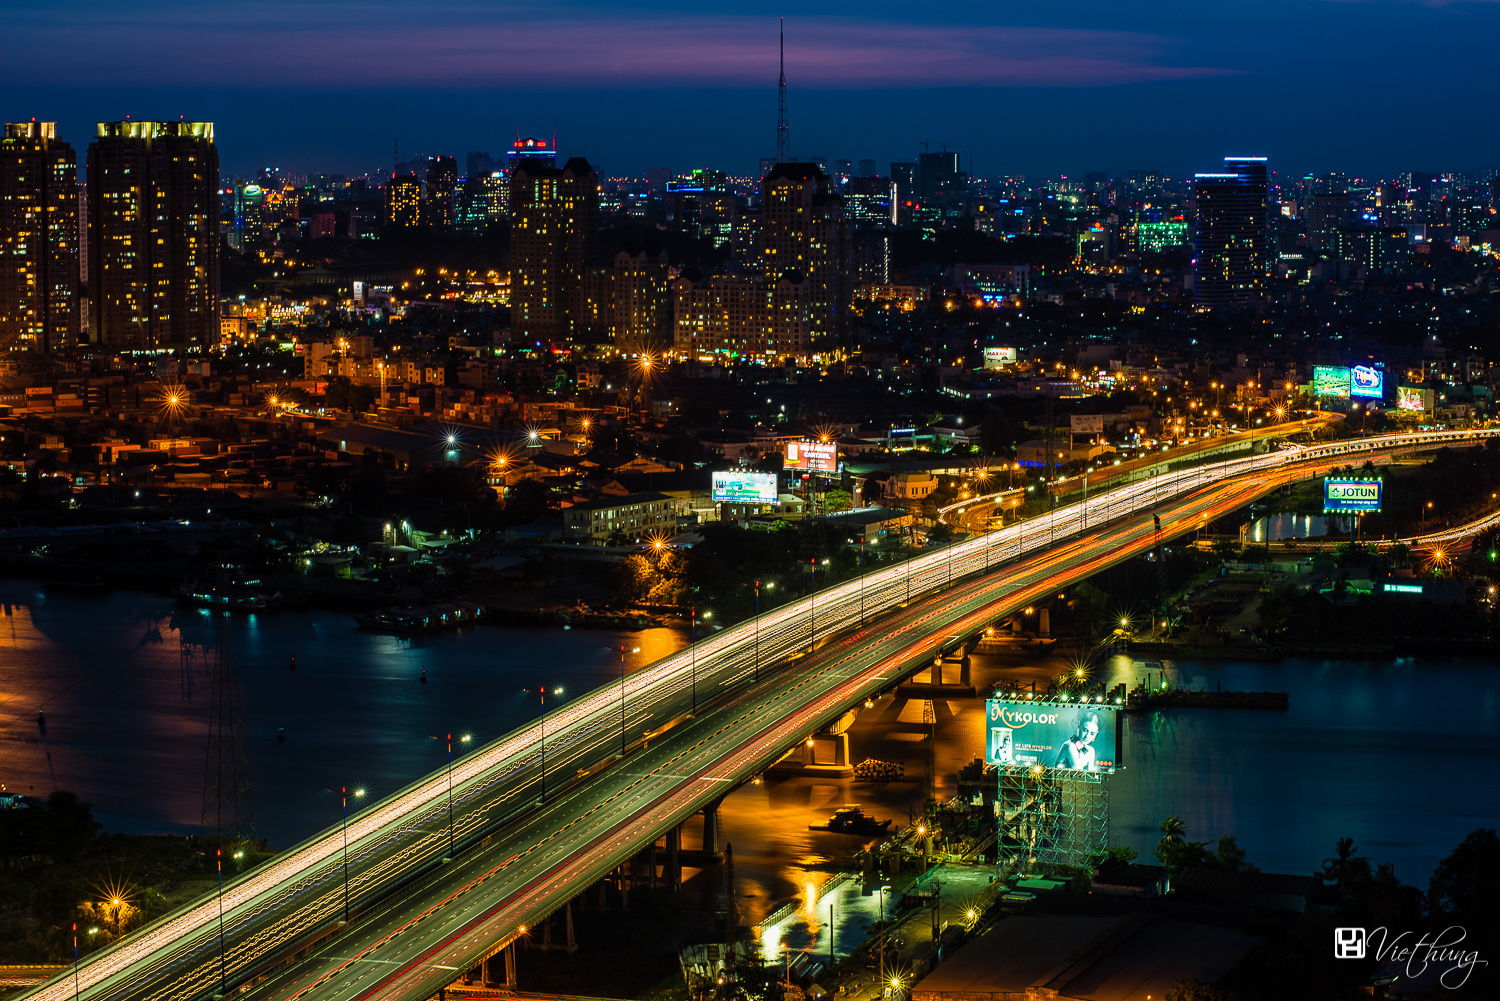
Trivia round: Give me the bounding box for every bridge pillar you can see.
[1038,607,1051,637]
[931,657,943,685]
[702,796,724,855]
[565,898,577,953]
[959,655,972,686]
[649,841,659,890]
[667,825,682,891]
[505,944,516,986]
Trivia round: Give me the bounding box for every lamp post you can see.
[690,607,697,713]
[215,847,226,998]
[337,785,366,920]
[429,732,470,859]
[619,644,639,753]
[859,541,866,625]
[537,686,562,800]
[808,557,816,647]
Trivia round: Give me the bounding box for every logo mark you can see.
[1334,927,1366,960]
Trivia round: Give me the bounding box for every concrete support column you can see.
[667,825,682,891]
[505,943,516,986]
[702,796,724,855]
[1039,607,1051,637]
[565,898,577,953]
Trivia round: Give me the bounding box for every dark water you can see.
[0,582,1495,887]
[0,582,682,849]
[1103,654,1500,883]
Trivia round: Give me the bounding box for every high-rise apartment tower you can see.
[87,121,219,348]
[0,122,79,351]
[1192,156,1269,308]
[509,155,599,343]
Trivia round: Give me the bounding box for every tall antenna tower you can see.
[202,612,255,843]
[776,18,790,164]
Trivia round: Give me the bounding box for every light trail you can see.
[19,426,1500,1001]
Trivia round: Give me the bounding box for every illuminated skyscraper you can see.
[386,175,421,229]
[760,162,849,350]
[509,155,598,343]
[1192,156,1269,308]
[87,121,219,348]
[424,156,456,231]
[0,122,79,351]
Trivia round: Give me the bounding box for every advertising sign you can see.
[1324,478,1383,514]
[984,699,1120,773]
[1397,386,1432,412]
[712,471,778,505]
[785,440,838,473]
[1070,414,1104,434]
[1350,365,1384,399]
[1313,366,1351,398]
[983,346,1019,370]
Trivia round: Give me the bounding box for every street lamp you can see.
[538,686,563,800]
[329,785,366,921]
[620,645,640,753]
[429,733,470,859]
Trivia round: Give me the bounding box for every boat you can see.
[354,600,485,634]
[807,805,892,836]
[172,581,277,611]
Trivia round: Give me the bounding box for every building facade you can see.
[424,155,456,231]
[87,121,219,348]
[0,122,79,351]
[386,174,421,229]
[760,163,848,352]
[1192,156,1269,309]
[673,272,810,363]
[509,156,599,344]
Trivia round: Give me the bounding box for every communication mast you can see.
[776,18,790,164]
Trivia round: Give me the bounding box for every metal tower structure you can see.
[202,612,255,843]
[776,18,789,164]
[996,767,1108,870]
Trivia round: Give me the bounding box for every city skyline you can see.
[5,0,1500,178]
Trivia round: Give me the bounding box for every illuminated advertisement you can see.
[1323,478,1383,514]
[984,699,1120,773]
[1313,366,1351,398]
[712,471,778,505]
[785,440,838,473]
[983,346,1019,370]
[1397,386,1432,412]
[1070,414,1104,434]
[1350,365,1384,399]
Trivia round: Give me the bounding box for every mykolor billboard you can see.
[1324,478,1383,514]
[1350,365,1384,399]
[985,699,1120,773]
[1313,366,1351,398]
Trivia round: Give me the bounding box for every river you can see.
[0,582,1494,890]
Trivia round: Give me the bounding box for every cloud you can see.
[0,7,1234,89]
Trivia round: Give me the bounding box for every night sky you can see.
[5,0,1499,181]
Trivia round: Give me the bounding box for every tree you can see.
[1164,980,1227,1001]
[822,488,853,513]
[1429,827,1500,930]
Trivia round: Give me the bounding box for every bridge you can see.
[21,428,1499,1001]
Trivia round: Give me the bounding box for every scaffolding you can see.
[995,767,1108,870]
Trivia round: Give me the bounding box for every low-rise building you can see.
[563,491,675,545]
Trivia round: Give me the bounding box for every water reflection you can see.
[1245,512,1347,542]
[0,582,682,848]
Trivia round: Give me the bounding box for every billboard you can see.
[712,471,778,505]
[983,346,1019,370]
[1324,478,1382,514]
[985,699,1120,773]
[785,440,838,473]
[1313,366,1351,398]
[1397,386,1433,412]
[1070,414,1104,434]
[1350,365,1384,399]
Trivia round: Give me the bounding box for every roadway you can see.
[19,426,1500,1001]
[238,454,1324,1001]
